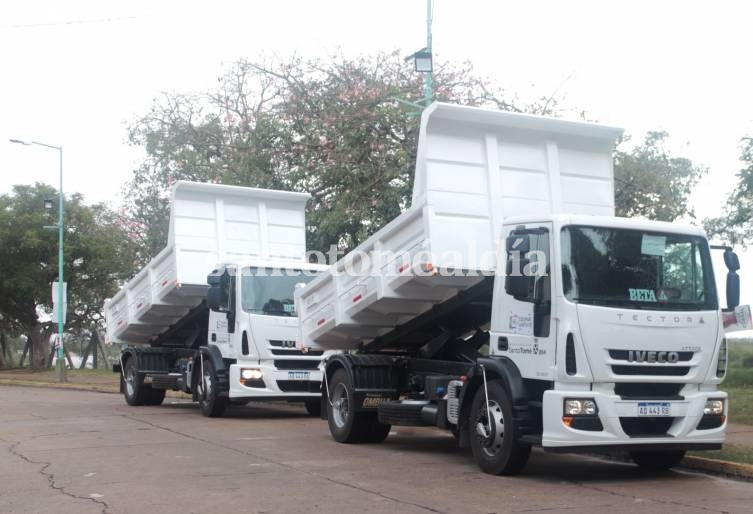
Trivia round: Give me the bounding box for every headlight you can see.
[704,399,725,416]
[241,368,263,380]
[564,398,598,416]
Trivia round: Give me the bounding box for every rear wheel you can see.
[123,358,164,406]
[363,417,391,443]
[326,369,388,443]
[468,380,531,475]
[630,450,686,470]
[144,388,165,406]
[197,357,227,418]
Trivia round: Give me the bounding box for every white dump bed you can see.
[296,102,623,351]
[106,181,310,344]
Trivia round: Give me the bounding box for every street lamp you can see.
[404,0,435,106]
[9,138,67,382]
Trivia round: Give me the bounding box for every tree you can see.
[614,131,706,221]
[0,184,136,368]
[124,52,704,262]
[124,52,536,261]
[704,137,753,245]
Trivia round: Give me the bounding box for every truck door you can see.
[491,223,556,380]
[207,266,237,358]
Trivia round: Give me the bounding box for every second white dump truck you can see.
[106,182,328,417]
[295,103,740,475]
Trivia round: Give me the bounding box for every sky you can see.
[1,0,752,312]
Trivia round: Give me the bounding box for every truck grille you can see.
[619,417,674,437]
[614,382,684,399]
[609,349,693,377]
[270,349,324,356]
[269,339,297,348]
[608,350,694,361]
[611,365,689,376]
[277,380,321,393]
[274,360,321,370]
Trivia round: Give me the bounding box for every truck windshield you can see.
[561,226,717,311]
[241,268,318,316]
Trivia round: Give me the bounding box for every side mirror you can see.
[727,272,740,310]
[207,270,222,286]
[207,286,224,312]
[505,257,531,299]
[506,234,530,254]
[724,249,740,310]
[724,249,740,272]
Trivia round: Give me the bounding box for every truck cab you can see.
[496,214,727,455]
[207,260,329,404]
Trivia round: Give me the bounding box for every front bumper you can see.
[542,388,727,450]
[228,362,322,400]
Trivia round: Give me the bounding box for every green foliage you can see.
[124,52,527,259]
[125,52,705,261]
[722,340,753,426]
[0,184,136,366]
[614,132,707,221]
[704,137,753,245]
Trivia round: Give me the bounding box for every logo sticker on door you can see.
[508,311,533,336]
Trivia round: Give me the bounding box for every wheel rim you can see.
[331,383,349,428]
[198,364,212,403]
[125,367,135,397]
[474,399,505,457]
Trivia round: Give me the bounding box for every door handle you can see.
[211,333,217,342]
[498,337,508,351]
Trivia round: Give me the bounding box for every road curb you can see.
[0,379,118,394]
[0,378,192,399]
[680,456,753,481]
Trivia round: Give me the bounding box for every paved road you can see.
[1,386,752,514]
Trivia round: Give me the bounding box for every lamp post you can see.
[405,0,435,106]
[9,139,66,382]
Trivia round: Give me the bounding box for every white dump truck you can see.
[295,102,741,475]
[106,181,328,417]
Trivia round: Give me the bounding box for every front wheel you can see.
[197,356,227,418]
[630,450,686,470]
[468,380,531,475]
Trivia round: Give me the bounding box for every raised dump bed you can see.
[106,181,310,344]
[296,102,622,351]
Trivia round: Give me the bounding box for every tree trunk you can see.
[0,332,5,369]
[28,323,48,370]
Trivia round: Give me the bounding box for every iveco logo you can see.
[627,350,680,363]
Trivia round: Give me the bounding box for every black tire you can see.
[630,450,686,470]
[144,388,166,406]
[123,358,154,406]
[468,380,531,475]
[326,369,388,443]
[363,416,391,443]
[197,357,227,418]
[305,398,321,417]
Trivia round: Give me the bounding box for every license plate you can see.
[288,371,310,380]
[638,402,671,417]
